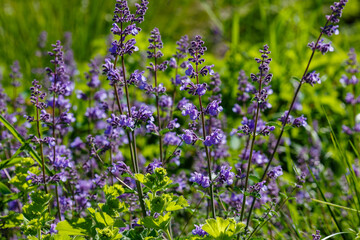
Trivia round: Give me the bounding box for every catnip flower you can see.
[189,172,210,188]
[204,129,225,146]
[303,71,321,86]
[192,224,208,237]
[181,103,200,120]
[204,100,223,116]
[216,166,235,186]
[181,129,198,145]
[267,166,283,180]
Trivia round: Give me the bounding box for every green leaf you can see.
[140,212,171,231]
[0,157,23,170]
[135,173,145,183]
[56,220,88,236]
[290,76,302,83]
[0,115,53,176]
[165,196,189,212]
[201,217,245,240]
[0,182,12,194]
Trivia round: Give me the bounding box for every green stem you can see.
[165,228,173,240]
[153,50,164,164]
[195,60,216,218]
[239,56,264,222]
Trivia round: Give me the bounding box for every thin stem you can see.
[36,106,48,194]
[177,195,206,239]
[240,58,264,222]
[52,75,62,221]
[169,57,179,121]
[195,61,216,218]
[153,50,164,164]
[94,153,136,192]
[164,140,183,163]
[165,229,173,240]
[121,55,147,217]
[245,19,330,229]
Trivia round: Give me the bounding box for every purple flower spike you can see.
[181,129,198,145]
[192,224,208,237]
[204,129,225,146]
[292,115,307,128]
[303,71,321,86]
[181,103,200,121]
[189,172,210,188]
[205,100,223,116]
[267,166,283,179]
[216,166,235,186]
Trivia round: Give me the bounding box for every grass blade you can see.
[0,115,53,175]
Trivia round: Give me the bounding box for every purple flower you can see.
[167,118,180,130]
[146,160,162,173]
[205,100,223,116]
[308,39,334,55]
[204,129,225,146]
[249,180,267,193]
[110,161,131,175]
[185,64,196,78]
[181,129,198,145]
[312,230,321,240]
[159,95,173,109]
[321,25,339,36]
[192,224,208,237]
[131,105,153,122]
[326,0,348,24]
[188,35,207,65]
[189,172,210,188]
[303,71,321,86]
[181,103,199,120]
[70,137,84,148]
[199,65,214,76]
[163,132,181,146]
[292,115,307,127]
[107,113,135,129]
[279,111,293,124]
[267,166,283,180]
[216,166,235,185]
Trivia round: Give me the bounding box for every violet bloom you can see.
[303,71,321,86]
[181,103,199,120]
[192,224,208,237]
[159,95,173,109]
[204,129,225,146]
[167,118,180,130]
[163,132,181,146]
[189,172,210,188]
[205,100,223,116]
[181,129,198,145]
[249,180,267,193]
[107,113,135,129]
[146,160,162,173]
[216,166,235,186]
[292,115,307,127]
[312,230,321,240]
[267,166,283,180]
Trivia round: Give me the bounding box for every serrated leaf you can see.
[140,212,171,231]
[165,196,189,211]
[134,173,145,183]
[56,220,88,236]
[201,217,245,239]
